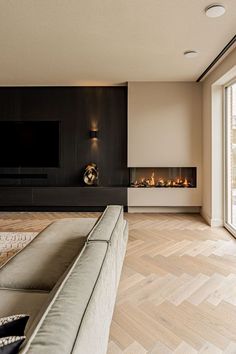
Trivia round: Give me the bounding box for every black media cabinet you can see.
[0,187,127,211]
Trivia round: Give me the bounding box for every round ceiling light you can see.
[184,50,199,58]
[205,4,226,17]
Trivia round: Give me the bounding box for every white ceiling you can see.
[0,0,235,85]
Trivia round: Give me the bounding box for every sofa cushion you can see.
[0,315,29,338]
[0,218,97,291]
[0,290,49,336]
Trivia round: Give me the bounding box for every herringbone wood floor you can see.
[1,212,236,353]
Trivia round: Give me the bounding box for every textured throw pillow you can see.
[0,336,25,354]
[0,315,29,338]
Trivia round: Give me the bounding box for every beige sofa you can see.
[0,205,128,354]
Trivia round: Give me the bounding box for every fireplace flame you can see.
[131,171,192,188]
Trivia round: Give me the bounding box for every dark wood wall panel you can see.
[0,87,128,188]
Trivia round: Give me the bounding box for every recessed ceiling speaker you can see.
[205,4,226,17]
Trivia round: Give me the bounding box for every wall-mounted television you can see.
[0,121,60,167]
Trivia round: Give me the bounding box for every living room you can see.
[0,1,236,353]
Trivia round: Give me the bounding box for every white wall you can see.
[128,82,202,167]
[202,48,236,226]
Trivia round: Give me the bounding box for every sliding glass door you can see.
[225,81,236,234]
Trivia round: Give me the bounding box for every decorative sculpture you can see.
[83,163,99,186]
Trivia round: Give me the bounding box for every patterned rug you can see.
[0,232,38,267]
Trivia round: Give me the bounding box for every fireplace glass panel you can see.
[130,167,196,188]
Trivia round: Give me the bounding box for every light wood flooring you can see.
[1,212,236,353]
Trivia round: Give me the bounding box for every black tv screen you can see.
[0,121,60,167]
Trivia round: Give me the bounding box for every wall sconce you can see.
[90,130,98,140]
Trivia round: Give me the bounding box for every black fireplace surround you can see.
[0,86,128,210]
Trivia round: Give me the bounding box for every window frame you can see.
[224,78,236,236]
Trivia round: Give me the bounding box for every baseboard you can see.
[128,206,201,213]
[210,218,224,227]
[200,209,223,227]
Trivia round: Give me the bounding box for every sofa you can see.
[0,205,128,354]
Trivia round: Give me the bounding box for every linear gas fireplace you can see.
[130,167,197,188]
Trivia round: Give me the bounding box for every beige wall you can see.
[128,82,202,167]
[128,82,202,169]
[202,48,236,226]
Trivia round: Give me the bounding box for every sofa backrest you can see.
[72,212,128,354]
[21,205,128,354]
[87,205,124,242]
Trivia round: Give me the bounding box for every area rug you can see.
[0,232,38,267]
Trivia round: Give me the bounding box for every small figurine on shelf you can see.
[83,163,99,186]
